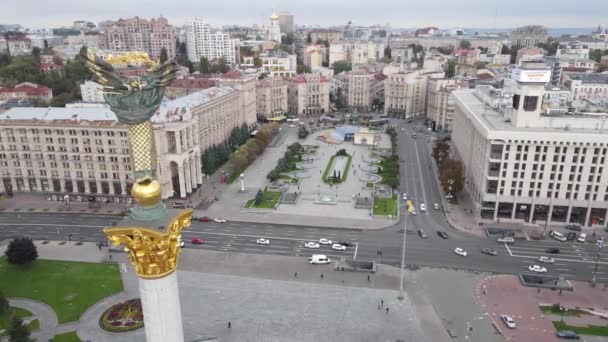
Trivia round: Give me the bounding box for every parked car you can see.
[418,229,428,239]
[214,217,227,223]
[319,238,332,245]
[309,254,331,264]
[172,201,186,209]
[528,265,547,273]
[565,224,582,232]
[566,232,577,241]
[419,203,426,212]
[497,237,515,244]
[454,248,467,256]
[597,237,605,246]
[577,233,587,243]
[411,210,417,216]
[481,248,498,256]
[197,216,211,222]
[190,237,204,245]
[337,241,355,247]
[538,256,555,264]
[546,248,561,254]
[501,315,516,329]
[331,243,346,251]
[256,238,270,245]
[556,330,581,339]
[551,231,567,242]
[304,242,320,249]
[437,231,448,239]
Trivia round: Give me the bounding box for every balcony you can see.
[490,153,502,160]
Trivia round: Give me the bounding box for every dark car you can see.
[566,232,577,241]
[565,224,582,232]
[338,241,355,247]
[546,248,560,254]
[556,330,580,339]
[481,248,498,256]
[197,216,211,222]
[437,231,448,239]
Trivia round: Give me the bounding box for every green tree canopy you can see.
[199,57,209,74]
[159,47,169,63]
[8,315,32,342]
[459,40,472,49]
[332,60,351,74]
[5,237,38,265]
[0,290,8,315]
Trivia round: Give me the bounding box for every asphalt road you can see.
[0,119,606,282]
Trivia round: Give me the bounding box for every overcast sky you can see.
[2,0,607,29]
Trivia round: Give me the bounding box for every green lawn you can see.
[540,305,586,316]
[377,156,399,188]
[552,321,608,336]
[244,191,281,209]
[373,194,398,216]
[0,258,123,324]
[53,331,81,342]
[322,153,352,184]
[0,307,39,336]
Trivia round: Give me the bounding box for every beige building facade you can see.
[384,69,445,118]
[256,77,288,119]
[426,78,469,132]
[287,74,330,115]
[104,16,176,60]
[345,70,376,112]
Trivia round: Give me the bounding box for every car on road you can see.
[597,237,605,246]
[412,133,417,138]
[538,256,555,264]
[437,231,448,239]
[556,330,581,339]
[577,233,587,243]
[178,240,185,248]
[319,238,332,245]
[454,248,467,256]
[419,203,426,212]
[338,241,355,247]
[566,232,577,241]
[304,242,320,249]
[190,237,204,245]
[528,265,547,273]
[402,193,408,200]
[331,243,346,251]
[546,248,561,254]
[411,210,417,216]
[565,224,582,232]
[214,217,227,223]
[256,238,270,245]
[433,203,440,210]
[551,231,567,242]
[481,248,498,256]
[309,254,331,264]
[197,216,211,222]
[497,237,515,244]
[501,314,516,329]
[418,229,428,239]
[401,127,405,132]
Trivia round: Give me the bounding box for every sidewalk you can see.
[0,193,129,215]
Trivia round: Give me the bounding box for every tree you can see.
[8,314,32,342]
[254,189,264,205]
[253,56,262,68]
[444,60,457,78]
[433,141,450,164]
[459,39,472,49]
[475,61,488,70]
[332,60,351,74]
[384,46,392,60]
[436,46,453,55]
[31,47,41,58]
[536,38,559,56]
[589,49,604,63]
[439,159,464,194]
[5,237,38,265]
[177,42,187,55]
[0,53,10,68]
[199,57,209,74]
[159,47,168,63]
[297,64,311,74]
[281,33,294,46]
[0,290,8,315]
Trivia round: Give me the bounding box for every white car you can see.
[256,238,270,245]
[331,243,346,251]
[319,238,332,245]
[528,265,547,273]
[419,203,426,212]
[577,233,587,243]
[304,242,320,249]
[501,314,516,329]
[214,217,227,223]
[433,203,440,210]
[411,210,417,216]
[454,248,467,256]
[402,193,408,200]
[401,127,405,132]
[538,256,555,264]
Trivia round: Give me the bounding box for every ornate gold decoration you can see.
[105,51,159,68]
[131,176,162,207]
[128,121,157,174]
[105,209,193,279]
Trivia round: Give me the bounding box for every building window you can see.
[523,96,538,111]
[512,94,520,109]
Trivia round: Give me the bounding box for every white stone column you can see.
[195,153,203,185]
[189,156,197,190]
[139,272,184,342]
[178,166,186,198]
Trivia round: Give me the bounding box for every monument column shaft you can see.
[128,121,157,180]
[139,272,184,342]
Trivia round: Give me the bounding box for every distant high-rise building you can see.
[509,25,548,48]
[104,17,176,60]
[278,12,294,35]
[185,18,237,64]
[268,9,282,42]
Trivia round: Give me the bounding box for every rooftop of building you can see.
[168,78,217,89]
[566,73,608,84]
[153,86,237,123]
[0,82,51,96]
[0,106,118,125]
[289,74,330,83]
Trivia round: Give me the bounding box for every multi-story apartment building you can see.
[256,77,288,119]
[278,12,294,35]
[242,52,297,77]
[0,83,53,102]
[389,36,503,53]
[344,68,376,112]
[80,81,105,103]
[426,78,468,132]
[215,71,258,128]
[329,40,385,66]
[303,45,327,69]
[563,73,608,107]
[0,86,250,201]
[509,25,548,48]
[287,74,330,115]
[165,78,217,99]
[384,69,445,118]
[309,29,343,44]
[452,62,608,228]
[454,49,477,77]
[185,18,237,64]
[104,17,176,60]
[556,42,591,61]
[2,32,31,56]
[515,47,544,65]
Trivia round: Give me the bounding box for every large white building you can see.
[185,18,237,64]
[242,52,297,77]
[80,81,105,103]
[451,62,608,228]
[426,78,469,132]
[287,74,330,115]
[563,73,608,108]
[384,69,445,118]
[509,25,548,48]
[329,41,385,66]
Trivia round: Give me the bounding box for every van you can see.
[577,233,587,243]
[308,254,331,265]
[551,231,566,242]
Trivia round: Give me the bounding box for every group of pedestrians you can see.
[377,299,389,314]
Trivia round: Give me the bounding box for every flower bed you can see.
[99,298,144,333]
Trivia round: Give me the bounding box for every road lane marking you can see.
[505,244,513,256]
[509,254,608,265]
[413,140,428,216]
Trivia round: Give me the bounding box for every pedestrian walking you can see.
[320,273,324,279]
[228,321,231,329]
[381,299,384,307]
[109,254,112,261]
[367,275,370,282]
[386,307,389,314]
[294,272,298,278]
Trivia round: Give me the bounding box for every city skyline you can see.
[1,0,607,29]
